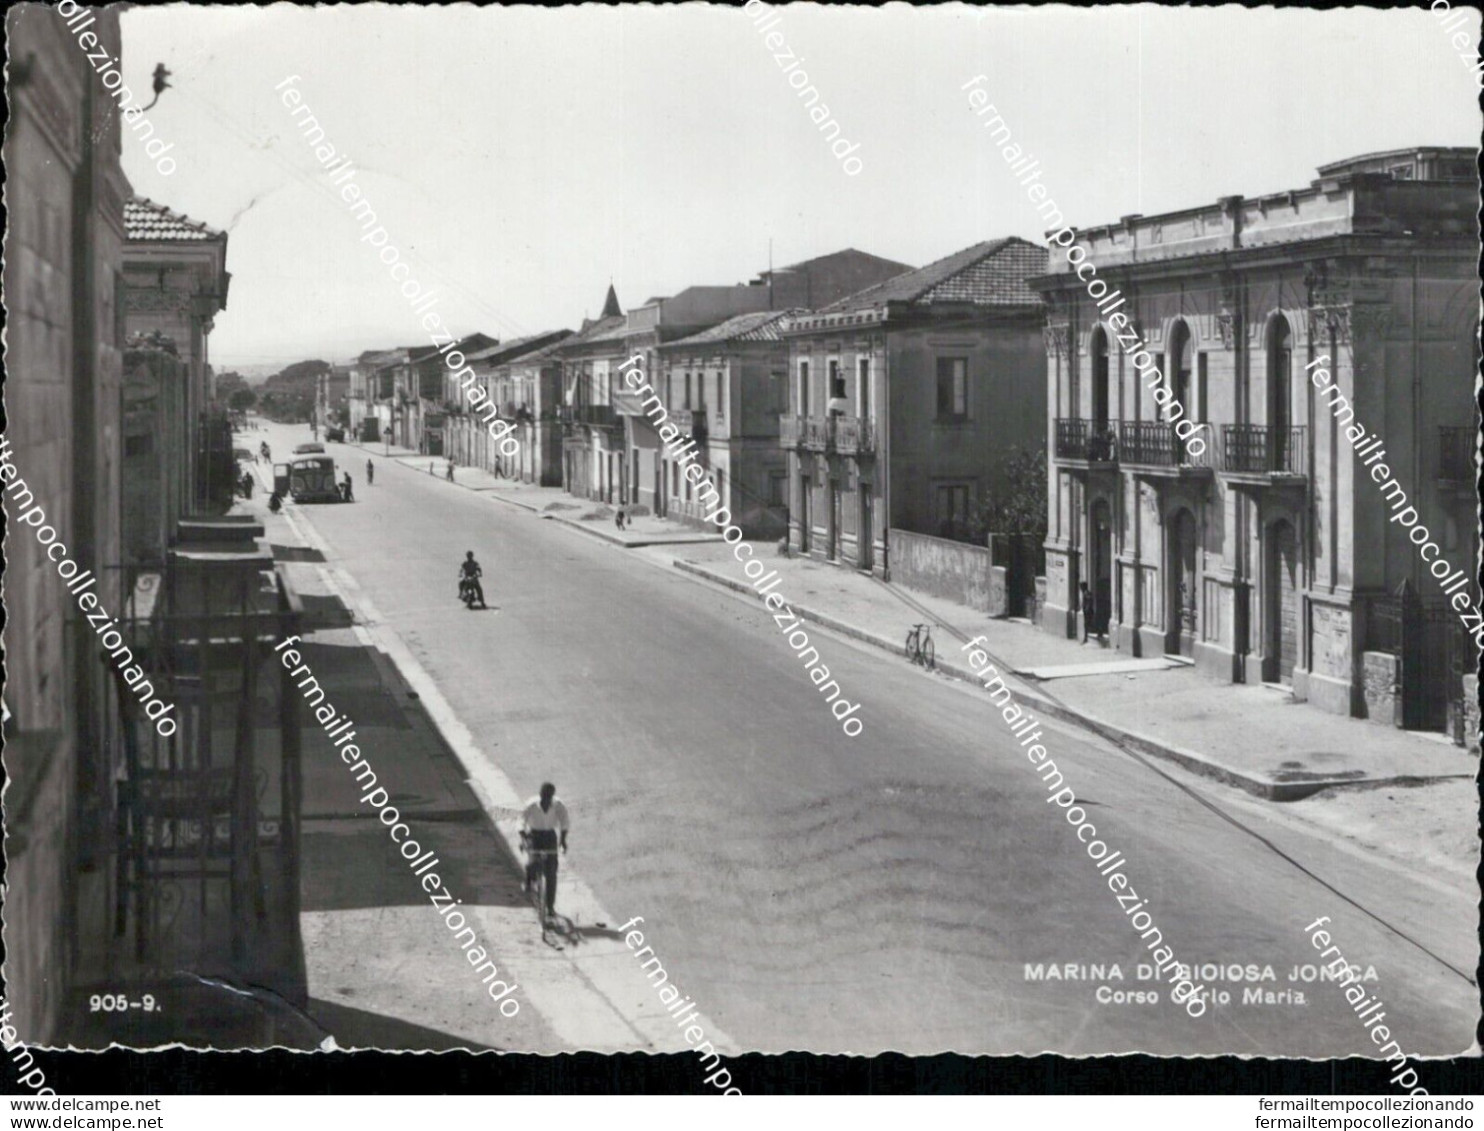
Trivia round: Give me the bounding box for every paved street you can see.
[262,423,1477,1057]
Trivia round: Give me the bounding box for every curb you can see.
[669,558,1434,802]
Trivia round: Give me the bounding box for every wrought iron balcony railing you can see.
[801,417,831,452]
[1220,425,1305,475]
[833,417,875,455]
[1054,418,1117,462]
[1118,420,1210,468]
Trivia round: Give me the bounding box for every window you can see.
[772,371,789,413]
[671,461,679,498]
[768,472,787,507]
[858,357,871,418]
[1196,353,1208,424]
[684,372,692,410]
[934,482,972,540]
[124,433,153,458]
[936,357,968,420]
[798,360,810,416]
[716,468,725,506]
[829,359,845,399]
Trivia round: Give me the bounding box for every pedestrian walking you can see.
[430,461,435,476]
[615,509,626,531]
[446,459,455,482]
[366,459,374,485]
[340,472,354,503]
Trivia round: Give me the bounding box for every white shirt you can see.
[522,796,570,832]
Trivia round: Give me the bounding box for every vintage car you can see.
[324,426,346,442]
[293,442,326,455]
[287,455,341,503]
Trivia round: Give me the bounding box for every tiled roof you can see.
[662,309,798,348]
[466,331,573,365]
[819,238,1046,312]
[125,197,223,242]
[558,314,627,350]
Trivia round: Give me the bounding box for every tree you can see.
[970,445,1047,545]
[229,388,257,411]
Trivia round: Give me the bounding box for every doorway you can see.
[1166,508,1198,657]
[858,489,873,571]
[1266,520,1299,683]
[1089,499,1113,639]
[828,482,842,561]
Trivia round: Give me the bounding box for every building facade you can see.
[1034,146,1479,728]
[779,238,1049,575]
[121,197,231,523]
[3,2,133,1042]
[655,310,796,538]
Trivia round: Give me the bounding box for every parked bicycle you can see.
[905,622,936,670]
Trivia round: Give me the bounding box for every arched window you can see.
[1268,317,1292,469]
[1168,321,1194,418]
[1091,327,1110,429]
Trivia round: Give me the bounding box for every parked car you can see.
[324,426,346,442]
[293,442,326,455]
[288,456,342,503]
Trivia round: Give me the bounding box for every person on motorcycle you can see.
[458,551,487,608]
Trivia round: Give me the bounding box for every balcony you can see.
[1054,418,1117,464]
[1118,420,1212,478]
[1220,425,1306,481]
[672,408,708,441]
[1439,426,1474,484]
[561,404,620,431]
[833,417,875,456]
[779,414,805,448]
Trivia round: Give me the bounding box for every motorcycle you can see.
[458,576,479,610]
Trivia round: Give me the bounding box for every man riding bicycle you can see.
[520,783,569,918]
[458,550,488,609]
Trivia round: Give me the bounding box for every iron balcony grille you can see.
[833,417,875,455]
[1118,420,1210,468]
[1221,425,1306,475]
[1054,418,1117,462]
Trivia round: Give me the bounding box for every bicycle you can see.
[522,835,559,931]
[905,622,936,670]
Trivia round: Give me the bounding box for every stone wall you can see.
[889,528,993,612]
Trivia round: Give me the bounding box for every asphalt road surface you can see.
[262,422,1478,1056]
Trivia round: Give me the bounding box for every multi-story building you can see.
[654,310,796,538]
[557,288,629,501]
[779,238,1049,575]
[408,332,495,455]
[576,252,913,514]
[3,2,132,1042]
[121,197,231,518]
[1033,146,1478,732]
[449,330,571,480]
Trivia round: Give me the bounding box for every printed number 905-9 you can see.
[89,993,158,1012]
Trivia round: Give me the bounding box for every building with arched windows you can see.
[1032,147,1478,732]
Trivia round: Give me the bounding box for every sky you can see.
[114,3,1482,373]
